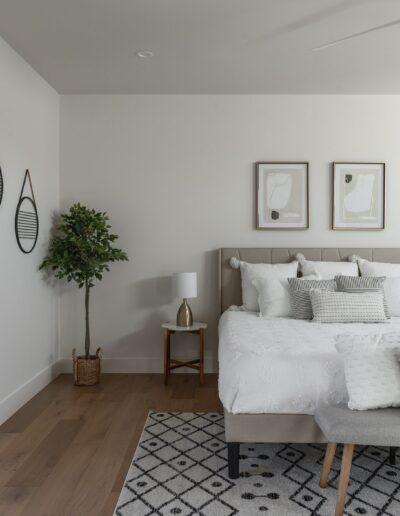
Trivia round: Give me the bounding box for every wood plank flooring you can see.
[0,374,222,516]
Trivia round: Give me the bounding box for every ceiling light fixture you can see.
[136,50,154,59]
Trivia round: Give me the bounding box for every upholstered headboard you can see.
[219,248,400,313]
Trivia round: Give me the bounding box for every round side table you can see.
[161,322,207,385]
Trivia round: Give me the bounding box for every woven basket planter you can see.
[72,347,103,386]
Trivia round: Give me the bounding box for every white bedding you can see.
[218,310,400,415]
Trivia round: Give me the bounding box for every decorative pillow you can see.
[350,256,400,317]
[335,334,400,410]
[230,257,298,312]
[287,278,336,319]
[351,255,400,278]
[296,253,358,279]
[384,278,400,317]
[310,289,387,323]
[335,275,389,318]
[252,277,292,318]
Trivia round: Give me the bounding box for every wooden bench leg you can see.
[389,447,397,465]
[336,443,354,516]
[320,442,337,488]
[227,442,240,479]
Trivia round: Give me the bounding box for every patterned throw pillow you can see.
[287,278,336,319]
[335,275,390,318]
[310,289,387,323]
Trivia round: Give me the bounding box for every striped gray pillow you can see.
[287,278,336,319]
[310,289,387,323]
[335,275,390,318]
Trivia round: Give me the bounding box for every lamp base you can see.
[176,299,193,327]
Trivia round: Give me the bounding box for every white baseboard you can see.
[0,361,62,426]
[58,356,217,374]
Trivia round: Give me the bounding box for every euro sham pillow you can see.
[230,257,298,312]
[296,253,358,279]
[310,289,387,323]
[335,334,400,410]
[351,256,400,317]
[287,278,336,319]
[335,275,390,318]
[352,256,400,278]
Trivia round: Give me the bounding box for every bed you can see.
[219,247,400,478]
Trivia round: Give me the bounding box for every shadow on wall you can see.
[111,310,168,361]
[134,275,173,308]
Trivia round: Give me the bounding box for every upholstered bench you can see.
[315,404,400,516]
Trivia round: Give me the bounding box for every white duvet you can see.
[218,310,400,415]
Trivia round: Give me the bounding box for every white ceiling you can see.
[1,0,400,94]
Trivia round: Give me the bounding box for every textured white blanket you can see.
[218,310,400,415]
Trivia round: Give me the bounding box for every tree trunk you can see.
[85,281,90,359]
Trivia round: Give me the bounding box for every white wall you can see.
[0,37,59,423]
[60,95,400,372]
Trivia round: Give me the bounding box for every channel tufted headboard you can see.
[219,248,400,313]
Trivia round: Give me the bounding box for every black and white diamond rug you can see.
[114,412,400,516]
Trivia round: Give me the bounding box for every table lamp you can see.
[173,272,197,327]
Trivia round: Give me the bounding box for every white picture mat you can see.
[333,163,384,229]
[257,163,308,228]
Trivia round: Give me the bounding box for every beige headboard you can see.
[219,248,400,312]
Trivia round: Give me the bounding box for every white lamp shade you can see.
[173,272,197,299]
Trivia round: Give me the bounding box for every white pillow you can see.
[296,253,358,279]
[352,256,400,316]
[252,277,292,318]
[230,258,298,312]
[384,278,400,317]
[335,334,400,410]
[353,256,400,278]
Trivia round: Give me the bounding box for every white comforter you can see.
[218,310,400,415]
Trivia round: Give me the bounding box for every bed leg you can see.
[389,447,397,465]
[227,442,240,479]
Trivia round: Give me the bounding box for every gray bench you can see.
[315,404,400,516]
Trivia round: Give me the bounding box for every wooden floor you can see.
[0,373,222,516]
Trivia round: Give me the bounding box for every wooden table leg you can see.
[164,329,170,385]
[320,442,337,488]
[199,329,204,385]
[336,443,354,516]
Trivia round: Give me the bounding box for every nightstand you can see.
[162,322,207,385]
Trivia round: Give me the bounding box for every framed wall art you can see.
[256,162,309,229]
[332,162,385,230]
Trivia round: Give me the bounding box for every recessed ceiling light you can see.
[136,50,154,59]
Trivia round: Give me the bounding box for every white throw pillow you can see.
[252,277,292,318]
[296,253,358,279]
[384,277,400,317]
[335,334,400,410]
[230,258,298,312]
[352,256,400,316]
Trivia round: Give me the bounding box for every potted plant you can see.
[40,203,128,385]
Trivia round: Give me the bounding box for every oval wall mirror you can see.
[15,170,39,254]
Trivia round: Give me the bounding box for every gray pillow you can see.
[310,289,387,323]
[335,275,390,318]
[287,278,336,319]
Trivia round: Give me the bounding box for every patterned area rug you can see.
[114,412,400,515]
